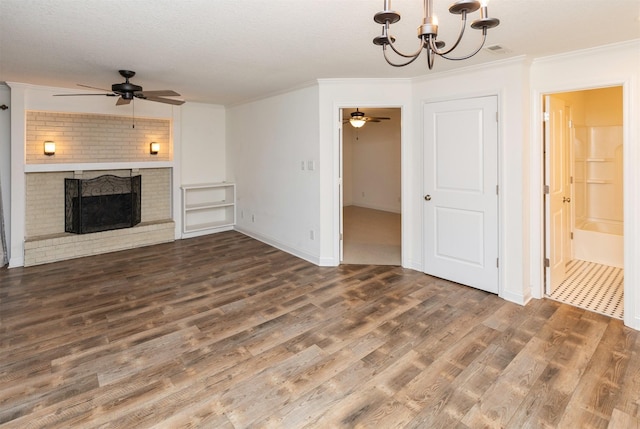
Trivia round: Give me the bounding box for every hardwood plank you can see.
[1,231,639,428]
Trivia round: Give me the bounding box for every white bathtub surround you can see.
[549,259,623,319]
[574,220,624,268]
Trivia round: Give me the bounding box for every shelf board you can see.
[185,202,234,211]
[184,220,234,232]
[181,182,233,190]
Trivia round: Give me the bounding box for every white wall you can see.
[343,109,401,213]
[226,85,321,263]
[410,58,532,305]
[530,40,640,329]
[180,102,226,184]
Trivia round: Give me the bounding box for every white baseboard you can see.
[234,226,321,266]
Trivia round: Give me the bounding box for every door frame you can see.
[335,103,405,266]
[531,81,633,327]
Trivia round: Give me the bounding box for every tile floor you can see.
[548,259,624,319]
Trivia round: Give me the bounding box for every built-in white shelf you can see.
[181,182,235,238]
[585,158,614,163]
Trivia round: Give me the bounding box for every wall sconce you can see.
[150,142,160,155]
[43,141,56,156]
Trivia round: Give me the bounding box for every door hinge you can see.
[340,233,343,240]
[543,112,550,121]
[570,232,573,240]
[496,258,499,268]
[496,111,499,122]
[570,176,574,184]
[544,258,550,268]
[544,185,550,194]
[496,185,499,195]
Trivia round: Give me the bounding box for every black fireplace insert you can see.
[65,175,141,234]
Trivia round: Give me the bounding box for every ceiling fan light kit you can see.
[345,108,391,128]
[349,110,367,128]
[373,0,500,69]
[54,70,185,106]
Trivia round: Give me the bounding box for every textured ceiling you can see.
[1,0,639,106]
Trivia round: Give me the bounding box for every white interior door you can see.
[545,95,569,294]
[423,96,499,294]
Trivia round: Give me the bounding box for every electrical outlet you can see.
[361,191,365,197]
[301,161,305,170]
[251,214,255,223]
[310,230,315,240]
[307,160,315,171]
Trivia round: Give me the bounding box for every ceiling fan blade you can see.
[116,97,131,106]
[77,83,112,92]
[138,90,181,97]
[144,96,185,105]
[54,93,116,97]
[369,117,391,120]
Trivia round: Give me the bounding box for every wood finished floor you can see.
[1,231,639,428]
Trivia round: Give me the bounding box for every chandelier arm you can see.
[429,12,468,56]
[385,25,426,59]
[439,30,488,61]
[383,44,423,67]
[426,45,436,69]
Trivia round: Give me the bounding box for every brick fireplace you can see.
[23,111,175,266]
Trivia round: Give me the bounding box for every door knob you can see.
[424,195,432,201]
[563,197,571,203]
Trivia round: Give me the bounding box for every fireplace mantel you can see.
[25,161,173,173]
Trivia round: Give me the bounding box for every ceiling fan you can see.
[343,108,390,128]
[54,70,185,106]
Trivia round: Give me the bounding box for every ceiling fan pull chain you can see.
[132,98,135,129]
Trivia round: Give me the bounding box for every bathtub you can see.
[574,220,623,268]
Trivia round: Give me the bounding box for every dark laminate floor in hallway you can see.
[1,231,639,428]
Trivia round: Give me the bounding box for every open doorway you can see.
[544,86,624,319]
[340,107,401,265]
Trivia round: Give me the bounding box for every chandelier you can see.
[373,0,500,69]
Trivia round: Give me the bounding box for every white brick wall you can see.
[24,221,175,266]
[22,111,176,266]
[25,172,73,237]
[141,169,172,222]
[25,169,172,238]
[26,111,171,163]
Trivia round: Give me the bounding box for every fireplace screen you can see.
[65,175,141,234]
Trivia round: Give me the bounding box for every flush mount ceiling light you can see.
[373,0,500,69]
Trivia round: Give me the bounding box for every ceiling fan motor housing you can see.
[112,82,142,97]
